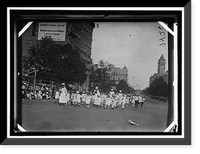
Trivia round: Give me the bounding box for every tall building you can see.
[108,65,128,85]
[157,54,166,74]
[149,54,168,86]
[65,22,95,69]
[22,21,95,90]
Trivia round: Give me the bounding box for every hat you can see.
[95,87,98,89]
[77,91,79,93]
[62,83,65,85]
[119,90,122,93]
[111,89,113,91]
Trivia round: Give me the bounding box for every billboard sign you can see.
[38,22,66,41]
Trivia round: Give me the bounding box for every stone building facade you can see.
[22,21,95,91]
[108,64,128,85]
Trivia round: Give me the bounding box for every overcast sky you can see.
[91,22,168,89]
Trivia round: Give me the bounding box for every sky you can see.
[91,22,168,89]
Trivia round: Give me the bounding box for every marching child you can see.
[111,96,117,109]
[131,95,136,107]
[94,93,99,108]
[105,95,111,109]
[135,94,139,108]
[101,93,106,108]
[72,91,76,105]
[118,90,123,107]
[97,95,102,108]
[76,91,81,107]
[141,96,145,107]
[121,94,126,109]
[81,90,86,105]
[125,93,130,108]
[54,88,60,103]
[138,95,143,107]
[66,92,70,105]
[91,94,95,107]
[85,93,91,108]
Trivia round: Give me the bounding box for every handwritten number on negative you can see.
[158,26,166,47]
[159,43,166,47]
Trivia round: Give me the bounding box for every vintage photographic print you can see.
[21,21,169,132]
[4,5,191,145]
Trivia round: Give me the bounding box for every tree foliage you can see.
[89,60,112,92]
[116,79,133,93]
[23,37,87,84]
[145,77,168,97]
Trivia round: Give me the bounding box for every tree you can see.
[116,79,132,93]
[23,36,87,84]
[148,77,168,97]
[89,60,112,92]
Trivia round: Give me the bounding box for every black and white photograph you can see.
[21,21,169,133]
[4,4,192,145]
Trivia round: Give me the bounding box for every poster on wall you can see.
[38,22,66,41]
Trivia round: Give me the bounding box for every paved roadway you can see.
[22,97,168,132]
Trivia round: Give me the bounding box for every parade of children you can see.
[53,84,146,110]
[22,81,146,110]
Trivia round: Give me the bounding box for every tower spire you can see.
[159,54,165,61]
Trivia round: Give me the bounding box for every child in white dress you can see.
[76,91,81,107]
[121,95,126,109]
[85,94,91,108]
[131,96,136,107]
[112,97,117,109]
[54,88,60,103]
[81,91,86,105]
[118,90,123,107]
[105,96,111,109]
[66,92,70,105]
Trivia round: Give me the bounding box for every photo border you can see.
[2,2,191,145]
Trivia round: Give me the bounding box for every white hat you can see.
[77,91,79,93]
[119,90,122,93]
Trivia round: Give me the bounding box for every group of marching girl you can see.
[54,83,146,109]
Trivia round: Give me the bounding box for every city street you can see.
[22,97,168,132]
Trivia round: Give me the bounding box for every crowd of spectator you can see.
[22,81,55,100]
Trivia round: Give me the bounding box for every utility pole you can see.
[33,68,37,86]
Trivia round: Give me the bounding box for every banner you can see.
[38,22,66,41]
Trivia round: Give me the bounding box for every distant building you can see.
[149,54,168,86]
[108,65,128,85]
[22,21,95,91]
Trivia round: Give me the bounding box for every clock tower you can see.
[157,54,166,75]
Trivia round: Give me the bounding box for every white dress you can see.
[105,97,111,108]
[55,91,60,99]
[82,93,86,103]
[76,94,81,103]
[59,87,67,104]
[86,95,91,105]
